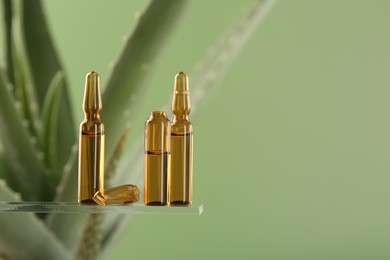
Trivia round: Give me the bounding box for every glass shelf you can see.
[0,202,204,215]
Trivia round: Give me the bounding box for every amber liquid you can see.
[144,151,169,206]
[169,132,193,206]
[78,132,105,204]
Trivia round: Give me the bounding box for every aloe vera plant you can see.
[0,0,276,259]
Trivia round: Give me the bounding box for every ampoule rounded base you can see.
[169,201,191,207]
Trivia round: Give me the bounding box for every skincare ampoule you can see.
[93,184,140,206]
[144,111,170,206]
[169,72,193,206]
[78,71,105,204]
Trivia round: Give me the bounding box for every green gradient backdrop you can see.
[42,1,390,259]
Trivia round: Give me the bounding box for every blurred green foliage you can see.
[0,0,274,259]
[2,0,390,259]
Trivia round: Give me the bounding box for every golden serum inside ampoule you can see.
[93,184,140,206]
[169,72,193,206]
[144,111,171,206]
[78,71,105,204]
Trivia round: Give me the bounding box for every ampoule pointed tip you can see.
[83,70,102,112]
[176,71,188,80]
[174,71,189,92]
[85,71,100,90]
[87,71,99,78]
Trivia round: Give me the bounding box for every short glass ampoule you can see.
[144,111,171,206]
[78,71,105,204]
[169,72,194,206]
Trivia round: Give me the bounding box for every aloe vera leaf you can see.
[190,0,278,114]
[45,145,89,252]
[100,0,278,254]
[99,140,142,257]
[21,0,77,171]
[0,179,71,260]
[19,0,76,180]
[20,0,63,106]
[105,126,130,186]
[11,0,42,140]
[40,71,64,189]
[0,69,47,200]
[76,214,104,260]
[1,0,14,85]
[0,69,11,184]
[0,143,8,181]
[102,0,191,163]
[100,141,143,254]
[111,140,143,187]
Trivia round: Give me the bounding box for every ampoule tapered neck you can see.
[173,114,189,121]
[172,72,191,116]
[83,71,102,118]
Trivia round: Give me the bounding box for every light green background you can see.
[43,1,390,259]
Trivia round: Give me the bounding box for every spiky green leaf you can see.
[40,71,65,189]
[45,145,88,251]
[102,0,191,161]
[11,0,42,138]
[0,69,46,200]
[21,0,63,105]
[18,0,77,179]
[0,141,9,182]
[0,179,71,260]
[1,0,14,85]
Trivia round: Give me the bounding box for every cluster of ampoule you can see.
[144,72,193,206]
[78,71,193,206]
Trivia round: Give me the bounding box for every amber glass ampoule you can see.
[169,72,193,206]
[78,71,105,204]
[93,184,140,206]
[144,112,170,206]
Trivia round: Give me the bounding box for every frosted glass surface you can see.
[0,202,204,215]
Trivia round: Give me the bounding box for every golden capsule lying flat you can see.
[93,184,140,206]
